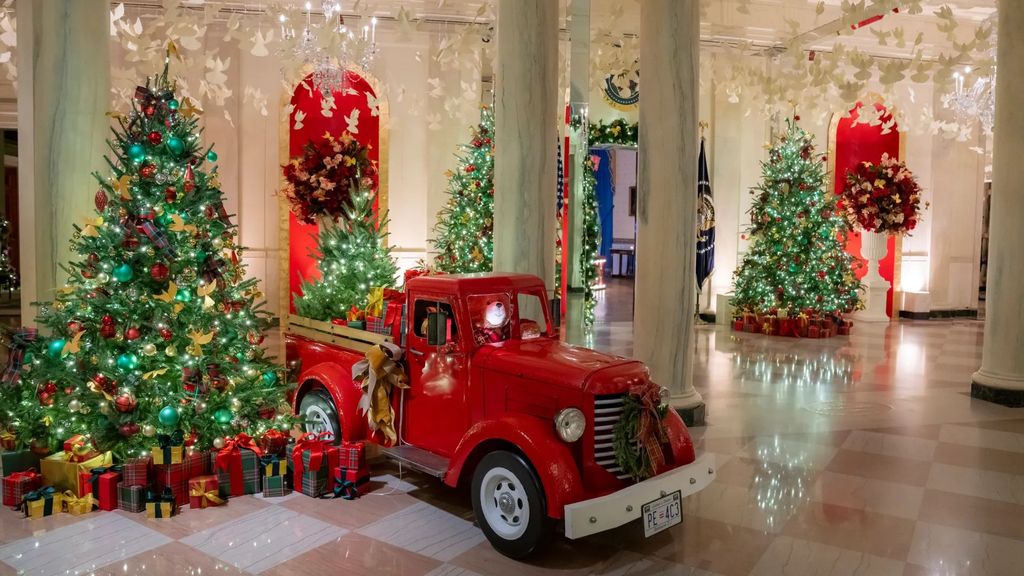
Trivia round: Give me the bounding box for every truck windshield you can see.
[516,292,548,339]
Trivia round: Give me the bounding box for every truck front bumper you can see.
[563,453,715,540]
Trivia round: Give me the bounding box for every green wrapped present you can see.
[262,475,290,498]
[0,450,42,478]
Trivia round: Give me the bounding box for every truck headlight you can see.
[554,408,585,443]
[659,386,671,407]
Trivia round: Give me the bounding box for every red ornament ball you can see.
[125,327,141,341]
[247,331,265,346]
[122,234,140,249]
[37,391,54,406]
[150,262,170,282]
[102,314,115,326]
[159,328,173,341]
[100,324,117,339]
[95,189,109,212]
[164,186,177,203]
[67,320,83,333]
[43,381,57,395]
[147,131,163,145]
[139,164,157,179]
[119,422,140,437]
[143,104,156,117]
[818,270,826,279]
[258,406,276,420]
[114,392,137,413]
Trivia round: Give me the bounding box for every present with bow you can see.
[291,432,339,498]
[258,429,289,458]
[339,441,366,471]
[155,449,208,506]
[3,468,41,508]
[22,486,61,519]
[62,490,95,515]
[40,450,112,494]
[122,455,151,487]
[0,450,41,478]
[261,474,290,498]
[80,466,121,510]
[2,327,37,386]
[146,487,178,519]
[838,319,852,336]
[62,434,101,463]
[732,317,744,332]
[151,431,184,466]
[346,306,366,330]
[324,466,370,500]
[354,343,408,447]
[188,475,224,509]
[0,429,16,452]
[261,455,287,478]
[117,482,145,513]
[214,434,263,498]
[366,287,386,318]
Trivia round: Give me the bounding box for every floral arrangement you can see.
[588,118,638,146]
[282,132,375,224]
[839,154,923,235]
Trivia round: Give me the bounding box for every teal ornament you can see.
[166,136,185,156]
[22,351,33,365]
[262,371,277,386]
[168,99,180,111]
[788,263,799,273]
[113,263,134,282]
[47,339,66,358]
[214,408,233,424]
[127,143,146,163]
[174,288,192,303]
[194,250,208,264]
[158,405,180,426]
[116,353,139,371]
[157,211,173,227]
[206,150,218,162]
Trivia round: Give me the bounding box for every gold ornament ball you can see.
[154,205,164,215]
[166,345,178,357]
[142,424,157,437]
[212,437,226,449]
[68,399,81,412]
[229,398,242,411]
[195,401,207,414]
[143,343,157,356]
[99,402,111,415]
[212,237,224,249]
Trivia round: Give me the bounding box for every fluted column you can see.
[972,0,1024,406]
[635,0,705,424]
[493,0,558,287]
[17,0,110,323]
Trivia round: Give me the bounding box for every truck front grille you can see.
[593,393,631,481]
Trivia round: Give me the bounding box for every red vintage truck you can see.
[286,272,714,558]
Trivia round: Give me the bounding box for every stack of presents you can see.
[0,428,371,520]
[732,310,852,338]
[329,286,405,344]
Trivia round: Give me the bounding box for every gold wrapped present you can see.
[40,451,112,494]
[23,488,62,519]
[62,490,95,515]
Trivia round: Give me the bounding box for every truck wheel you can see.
[471,451,551,559]
[298,389,340,440]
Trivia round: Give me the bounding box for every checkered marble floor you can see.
[5,315,1024,575]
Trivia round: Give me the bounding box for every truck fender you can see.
[444,415,583,519]
[664,409,696,465]
[295,362,368,441]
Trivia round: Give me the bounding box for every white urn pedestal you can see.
[854,230,892,323]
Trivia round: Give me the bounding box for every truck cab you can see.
[286,273,714,558]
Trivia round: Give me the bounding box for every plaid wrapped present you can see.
[258,430,289,457]
[122,456,151,487]
[118,482,145,513]
[188,475,224,509]
[291,433,339,498]
[261,455,287,477]
[151,432,184,466]
[82,466,121,511]
[2,327,36,386]
[61,490,94,515]
[3,468,41,508]
[325,466,370,500]
[261,475,290,498]
[339,441,366,471]
[154,450,208,506]
[0,450,41,478]
[22,487,61,519]
[40,451,112,494]
[146,488,177,519]
[214,434,263,497]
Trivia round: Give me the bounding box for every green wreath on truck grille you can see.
[612,390,670,481]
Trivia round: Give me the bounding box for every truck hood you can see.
[475,338,647,392]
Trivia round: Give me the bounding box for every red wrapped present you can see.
[258,429,289,458]
[732,319,744,331]
[327,465,370,500]
[339,441,366,471]
[821,328,833,338]
[189,475,224,509]
[807,325,820,338]
[155,450,208,506]
[778,318,794,337]
[330,318,347,327]
[122,456,151,487]
[2,468,41,508]
[214,434,264,497]
[292,433,340,496]
[81,466,121,511]
[63,435,100,463]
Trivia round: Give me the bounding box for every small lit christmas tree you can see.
[732,120,860,315]
[4,59,291,459]
[293,188,398,320]
[432,107,494,273]
[0,218,18,294]
[580,156,600,328]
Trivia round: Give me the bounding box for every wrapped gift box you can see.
[188,475,224,509]
[151,433,184,466]
[81,466,121,511]
[62,435,100,463]
[732,319,744,331]
[0,450,42,478]
[292,434,339,498]
[122,456,151,487]
[328,465,370,500]
[23,487,61,519]
[258,430,289,458]
[213,435,263,498]
[40,451,112,494]
[3,468,42,508]
[155,450,208,506]
[0,430,16,451]
[118,482,145,513]
[62,491,94,515]
[261,475,290,498]
[807,325,820,338]
[261,455,287,478]
[146,488,178,519]
[339,441,365,471]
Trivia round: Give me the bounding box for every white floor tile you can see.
[908,522,1024,576]
[357,502,485,562]
[750,536,904,576]
[842,430,937,461]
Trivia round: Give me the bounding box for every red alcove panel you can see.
[287,71,381,313]
[832,103,899,317]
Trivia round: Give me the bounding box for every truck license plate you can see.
[642,491,682,538]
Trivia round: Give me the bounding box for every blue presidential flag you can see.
[696,137,716,289]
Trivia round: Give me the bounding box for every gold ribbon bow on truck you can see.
[354,343,408,446]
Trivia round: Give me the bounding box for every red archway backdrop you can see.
[831,103,900,318]
[287,71,382,313]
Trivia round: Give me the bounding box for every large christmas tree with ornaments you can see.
[732,119,861,316]
[1,60,292,460]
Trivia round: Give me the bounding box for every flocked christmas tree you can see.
[293,187,398,321]
[432,106,494,273]
[3,59,291,460]
[732,120,861,315]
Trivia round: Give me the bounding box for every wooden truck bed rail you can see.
[287,315,393,354]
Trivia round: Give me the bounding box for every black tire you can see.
[298,388,341,442]
[471,450,552,559]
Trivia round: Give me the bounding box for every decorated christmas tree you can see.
[732,120,860,315]
[579,156,600,328]
[3,60,291,460]
[432,106,494,273]
[0,218,18,294]
[293,187,398,321]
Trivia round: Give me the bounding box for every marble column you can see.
[971,0,1024,406]
[635,0,705,424]
[16,0,110,324]
[564,0,590,346]
[493,0,558,287]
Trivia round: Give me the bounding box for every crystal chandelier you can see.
[942,65,996,134]
[281,1,379,98]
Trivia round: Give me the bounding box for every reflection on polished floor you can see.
[2,281,1021,575]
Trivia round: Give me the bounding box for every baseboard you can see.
[971,382,1024,407]
[898,309,979,320]
[898,310,930,320]
[698,313,716,323]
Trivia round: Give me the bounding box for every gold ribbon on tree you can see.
[354,343,408,446]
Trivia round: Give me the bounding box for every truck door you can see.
[402,296,470,456]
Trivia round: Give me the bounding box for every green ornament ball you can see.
[175,288,192,303]
[194,250,208,264]
[113,263,134,282]
[262,371,277,386]
[168,98,180,110]
[47,339,66,358]
[157,211,174,227]
[214,408,233,424]
[22,352,33,365]
[158,405,180,426]
[166,136,185,156]
[127,143,146,163]
[206,150,218,162]
[788,263,799,273]
[116,352,139,371]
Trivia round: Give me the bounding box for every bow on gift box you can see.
[629,381,669,476]
[216,433,264,496]
[346,306,365,322]
[21,486,56,517]
[2,327,38,386]
[189,477,224,508]
[291,432,337,480]
[153,431,184,465]
[63,435,100,463]
[261,455,287,477]
[61,490,95,515]
[324,470,367,501]
[354,343,408,446]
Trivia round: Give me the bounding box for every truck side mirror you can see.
[427,311,448,346]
